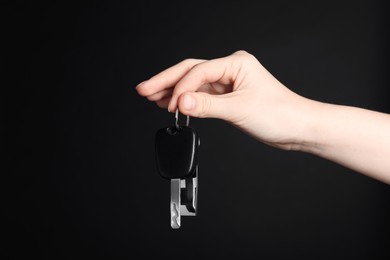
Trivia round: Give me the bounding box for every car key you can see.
[155,109,200,229]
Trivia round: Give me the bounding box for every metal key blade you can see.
[180,176,197,216]
[170,179,181,229]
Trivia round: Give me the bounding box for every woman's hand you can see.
[136,50,390,184]
[136,50,311,151]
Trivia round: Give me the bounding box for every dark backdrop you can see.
[2,1,390,259]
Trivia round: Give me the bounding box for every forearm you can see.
[299,99,390,184]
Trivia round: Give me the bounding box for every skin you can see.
[136,50,390,184]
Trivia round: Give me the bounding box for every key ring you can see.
[175,108,190,129]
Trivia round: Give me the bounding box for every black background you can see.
[2,1,390,259]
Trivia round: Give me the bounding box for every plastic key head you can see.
[155,125,199,180]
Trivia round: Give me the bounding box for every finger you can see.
[149,83,227,102]
[156,97,171,109]
[146,88,173,101]
[167,55,238,112]
[177,92,234,120]
[136,58,206,97]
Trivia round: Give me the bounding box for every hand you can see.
[136,50,311,150]
[136,50,390,184]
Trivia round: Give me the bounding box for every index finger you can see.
[136,58,206,97]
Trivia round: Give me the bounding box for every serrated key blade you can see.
[170,179,181,229]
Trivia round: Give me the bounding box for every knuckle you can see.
[181,58,206,70]
[189,63,206,81]
[233,50,256,63]
[233,50,249,56]
[181,58,198,66]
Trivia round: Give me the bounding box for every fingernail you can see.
[136,81,146,89]
[167,101,172,113]
[183,94,194,110]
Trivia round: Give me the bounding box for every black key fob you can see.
[155,126,199,180]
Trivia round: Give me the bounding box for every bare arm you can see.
[300,101,390,184]
[136,51,390,184]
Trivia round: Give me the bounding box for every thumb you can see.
[178,92,229,120]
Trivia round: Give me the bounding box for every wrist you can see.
[258,92,323,152]
[292,97,326,154]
